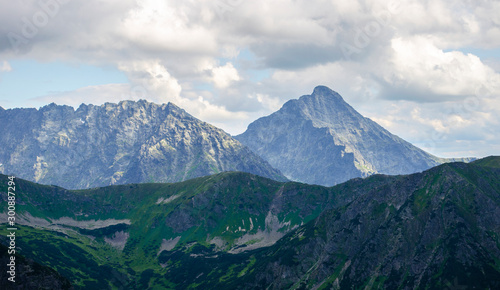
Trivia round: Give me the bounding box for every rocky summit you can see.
[236,85,472,186]
[0,100,285,189]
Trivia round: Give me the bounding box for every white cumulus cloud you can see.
[0,0,499,156]
[211,62,240,88]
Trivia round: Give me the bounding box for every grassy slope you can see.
[214,159,500,289]
[472,155,500,168]
[0,172,347,288]
[1,157,498,289]
[133,158,500,289]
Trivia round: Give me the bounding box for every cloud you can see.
[211,62,240,88]
[0,0,499,155]
[120,0,218,55]
[29,83,134,108]
[379,36,500,102]
[117,60,182,104]
[361,93,500,158]
[0,60,11,72]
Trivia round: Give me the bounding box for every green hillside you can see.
[169,158,500,289]
[0,171,352,288]
[472,155,500,168]
[1,157,500,289]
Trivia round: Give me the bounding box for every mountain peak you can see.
[286,86,360,129]
[236,86,441,186]
[40,102,72,110]
[164,102,186,114]
[0,100,286,189]
[280,86,348,118]
[109,100,187,116]
[311,85,341,98]
[45,100,191,121]
[297,85,344,103]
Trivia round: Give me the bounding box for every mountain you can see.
[0,171,361,289]
[0,100,285,189]
[153,157,500,289]
[1,157,499,289]
[471,155,500,168]
[235,85,473,186]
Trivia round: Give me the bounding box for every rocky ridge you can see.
[0,100,285,189]
[236,85,474,186]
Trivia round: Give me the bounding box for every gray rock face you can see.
[236,86,454,186]
[0,100,285,189]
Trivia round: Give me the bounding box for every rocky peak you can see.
[300,85,360,128]
[39,102,73,113]
[236,85,445,186]
[277,85,361,130]
[0,100,286,189]
[306,85,345,104]
[163,102,191,118]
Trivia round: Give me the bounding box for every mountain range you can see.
[236,86,474,186]
[0,101,285,189]
[1,157,499,289]
[0,86,491,289]
[0,86,473,190]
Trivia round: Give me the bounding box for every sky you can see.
[0,0,499,158]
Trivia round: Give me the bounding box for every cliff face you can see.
[0,100,285,189]
[236,86,462,186]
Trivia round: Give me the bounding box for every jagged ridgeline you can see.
[0,101,286,189]
[236,86,475,186]
[1,157,500,289]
